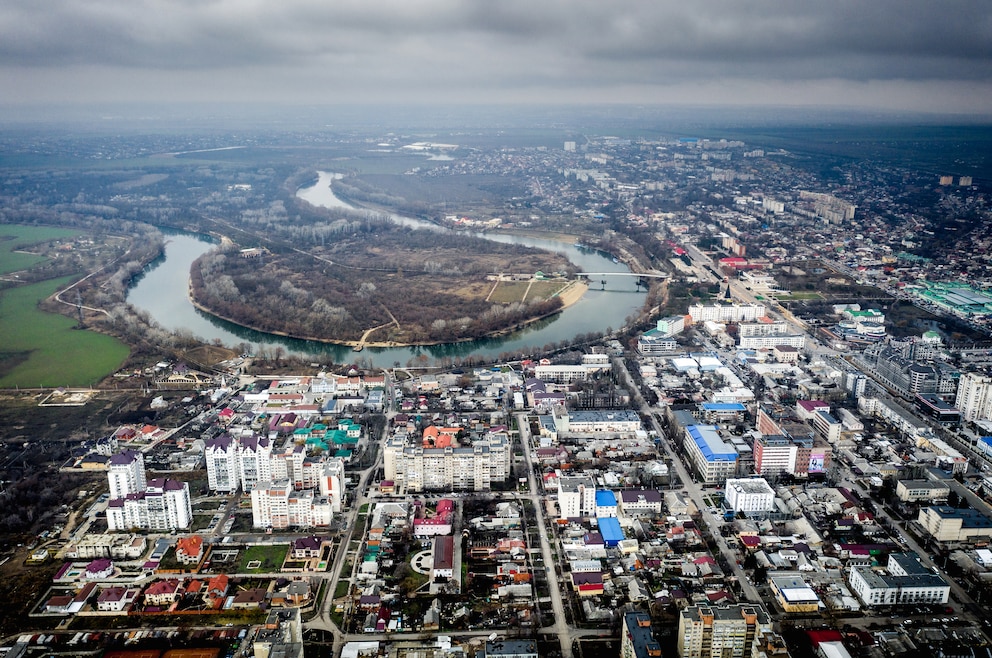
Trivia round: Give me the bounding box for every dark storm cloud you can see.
[1,0,990,111]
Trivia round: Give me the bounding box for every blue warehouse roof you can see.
[687,425,738,462]
[598,517,624,545]
[596,490,617,507]
[702,402,747,412]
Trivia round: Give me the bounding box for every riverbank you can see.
[188,273,591,350]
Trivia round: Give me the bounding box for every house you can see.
[571,572,605,597]
[97,586,138,612]
[175,535,204,565]
[84,558,114,580]
[45,595,75,614]
[291,536,324,559]
[231,587,268,609]
[271,580,311,607]
[144,579,183,606]
[203,574,229,608]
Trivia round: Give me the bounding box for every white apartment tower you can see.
[107,478,191,532]
[319,458,346,513]
[107,450,146,500]
[204,436,239,493]
[956,372,992,423]
[237,436,273,491]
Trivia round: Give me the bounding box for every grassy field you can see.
[0,275,129,388]
[488,279,570,304]
[237,544,289,573]
[0,225,80,275]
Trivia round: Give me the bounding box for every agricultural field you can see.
[0,275,129,388]
[0,225,80,276]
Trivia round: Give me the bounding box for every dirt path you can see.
[353,305,401,351]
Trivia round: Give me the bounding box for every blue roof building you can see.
[598,517,624,547]
[684,425,739,484]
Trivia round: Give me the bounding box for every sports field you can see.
[0,275,129,388]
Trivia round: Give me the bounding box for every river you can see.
[126,172,646,366]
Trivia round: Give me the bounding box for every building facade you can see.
[956,372,992,423]
[106,478,191,532]
[107,450,146,500]
[684,425,739,484]
[724,479,776,515]
[383,433,510,493]
[677,605,769,658]
[848,552,950,607]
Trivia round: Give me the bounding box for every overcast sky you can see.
[2,0,991,116]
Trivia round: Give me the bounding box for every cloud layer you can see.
[2,1,991,113]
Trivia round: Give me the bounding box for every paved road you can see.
[516,412,574,658]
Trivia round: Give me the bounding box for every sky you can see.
[2,0,992,116]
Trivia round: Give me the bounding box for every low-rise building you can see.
[918,506,992,542]
[769,573,821,613]
[895,480,950,504]
[724,478,776,516]
[847,552,950,607]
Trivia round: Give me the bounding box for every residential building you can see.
[106,478,192,532]
[237,435,273,491]
[107,450,145,500]
[688,303,766,324]
[534,364,590,384]
[622,611,662,658]
[848,552,950,607]
[956,372,992,423]
[383,432,510,493]
[318,458,346,513]
[204,435,239,493]
[677,604,769,658]
[251,479,334,530]
[175,535,204,565]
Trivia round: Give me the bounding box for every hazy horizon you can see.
[2,2,991,120]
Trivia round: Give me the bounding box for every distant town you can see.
[1,118,992,658]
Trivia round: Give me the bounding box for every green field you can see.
[0,225,80,275]
[488,279,569,304]
[237,544,289,573]
[0,275,129,388]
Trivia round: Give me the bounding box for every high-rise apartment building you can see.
[107,478,191,532]
[621,611,662,658]
[677,605,769,658]
[956,372,992,423]
[204,436,239,493]
[107,449,146,500]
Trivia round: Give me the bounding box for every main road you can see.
[516,412,574,658]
